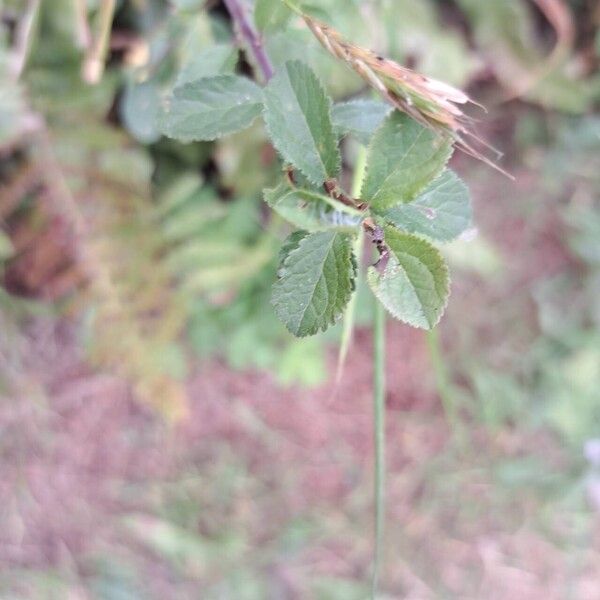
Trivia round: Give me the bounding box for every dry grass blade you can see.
[532,0,574,65]
[331,147,368,400]
[282,0,512,178]
[82,0,116,84]
[502,0,575,101]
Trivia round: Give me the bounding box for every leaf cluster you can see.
[160,58,472,336]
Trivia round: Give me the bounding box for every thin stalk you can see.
[285,186,363,218]
[334,142,386,595]
[280,0,304,16]
[372,299,386,598]
[223,0,274,83]
[12,0,41,79]
[82,0,116,84]
[335,146,368,385]
[351,146,368,200]
[335,231,363,384]
[72,0,92,51]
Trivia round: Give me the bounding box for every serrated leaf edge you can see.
[380,169,472,243]
[361,111,453,208]
[159,75,264,142]
[368,230,451,330]
[277,229,310,265]
[263,60,341,186]
[272,231,357,337]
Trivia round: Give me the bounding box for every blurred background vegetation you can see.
[0,0,599,597]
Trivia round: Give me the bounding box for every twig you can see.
[82,0,116,84]
[222,0,274,83]
[11,0,41,79]
[501,0,575,102]
[323,179,368,211]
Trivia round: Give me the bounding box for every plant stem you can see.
[12,0,41,78]
[340,143,386,596]
[82,0,116,84]
[372,299,386,597]
[223,0,274,83]
[280,0,304,16]
[335,146,368,384]
[72,0,92,51]
[351,147,368,199]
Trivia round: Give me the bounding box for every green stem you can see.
[340,144,385,598]
[280,0,304,16]
[287,186,363,217]
[372,299,386,598]
[351,147,368,199]
[13,0,41,78]
[335,146,368,384]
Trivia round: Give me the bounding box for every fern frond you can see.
[5,116,272,419]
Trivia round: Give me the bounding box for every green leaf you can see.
[120,80,162,144]
[362,111,452,211]
[263,61,341,185]
[384,170,472,242]
[159,75,263,142]
[331,100,391,145]
[278,229,309,263]
[273,230,356,336]
[176,44,238,85]
[254,0,291,32]
[264,182,362,231]
[368,227,450,329]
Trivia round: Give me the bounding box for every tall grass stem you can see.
[372,299,386,597]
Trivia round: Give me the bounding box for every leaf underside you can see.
[263,60,341,185]
[278,229,309,264]
[368,226,450,329]
[272,230,356,337]
[264,182,362,231]
[159,75,263,142]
